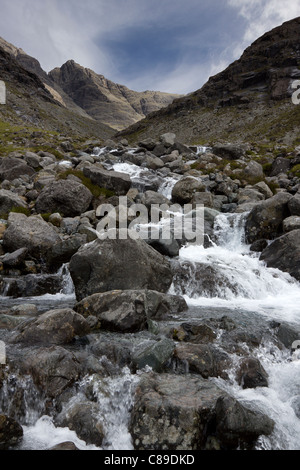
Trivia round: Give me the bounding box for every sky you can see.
[0,0,300,95]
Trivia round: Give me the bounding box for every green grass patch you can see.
[57,169,115,198]
[290,164,300,178]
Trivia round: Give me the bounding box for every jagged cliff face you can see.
[117,17,300,147]
[49,60,181,130]
[0,36,180,133]
[0,41,115,140]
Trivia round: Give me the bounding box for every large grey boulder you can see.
[11,308,91,345]
[75,289,187,332]
[3,213,61,258]
[35,179,93,217]
[212,143,248,160]
[215,396,274,449]
[129,372,225,450]
[174,343,231,379]
[55,400,104,447]
[172,177,206,204]
[83,166,131,195]
[20,346,81,398]
[0,189,28,215]
[260,229,300,281]
[245,192,292,243]
[129,372,274,450]
[69,237,173,301]
[0,157,35,181]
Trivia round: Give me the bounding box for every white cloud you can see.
[228,0,300,48]
[0,0,299,94]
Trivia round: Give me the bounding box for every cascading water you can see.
[172,211,300,450]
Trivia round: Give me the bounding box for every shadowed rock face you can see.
[69,237,173,301]
[48,60,181,130]
[117,17,300,145]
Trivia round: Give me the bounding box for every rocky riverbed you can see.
[0,133,300,450]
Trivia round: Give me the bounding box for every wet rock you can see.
[171,322,217,343]
[245,192,292,243]
[0,314,27,330]
[10,304,38,316]
[129,372,225,450]
[275,322,300,349]
[75,290,187,332]
[83,166,131,195]
[236,357,269,389]
[1,273,63,298]
[55,400,104,447]
[147,237,180,258]
[20,346,81,398]
[250,239,268,252]
[3,213,61,259]
[11,308,90,345]
[215,395,275,450]
[171,177,206,204]
[35,179,93,217]
[132,338,175,372]
[69,237,173,301]
[173,343,231,379]
[0,414,23,449]
[260,229,300,281]
[90,335,133,369]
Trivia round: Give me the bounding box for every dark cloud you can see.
[0,0,299,94]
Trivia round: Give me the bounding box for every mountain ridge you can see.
[0,36,181,132]
[116,17,300,147]
[48,59,181,130]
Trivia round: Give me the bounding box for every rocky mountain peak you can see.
[49,60,181,130]
[117,17,300,146]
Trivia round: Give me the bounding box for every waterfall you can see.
[172,211,300,450]
[173,212,300,324]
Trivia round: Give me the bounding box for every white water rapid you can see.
[172,212,300,450]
